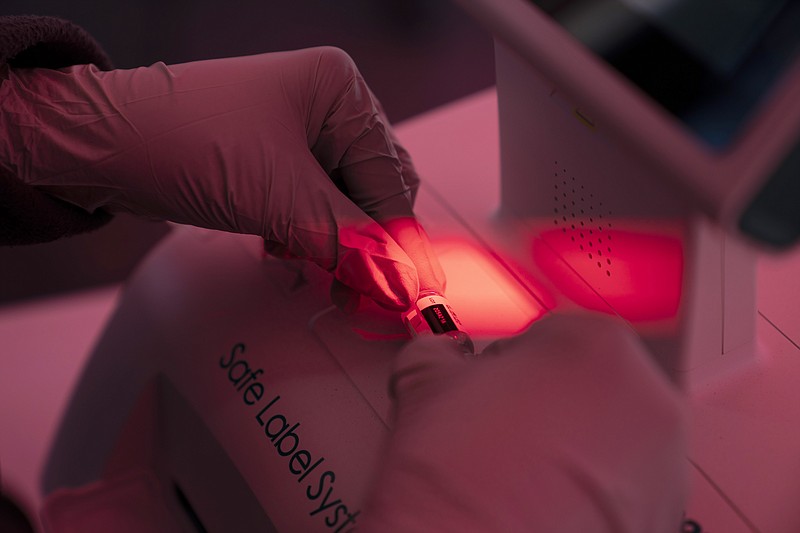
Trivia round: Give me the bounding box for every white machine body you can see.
[42,230,399,532]
[453,0,800,384]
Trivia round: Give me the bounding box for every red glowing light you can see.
[533,226,683,324]
[431,239,549,337]
[343,238,550,342]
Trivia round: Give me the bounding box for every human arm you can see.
[2,46,444,309]
[358,315,689,532]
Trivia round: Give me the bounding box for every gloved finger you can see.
[368,87,421,206]
[327,217,447,313]
[304,47,416,220]
[260,150,419,310]
[381,217,446,295]
[323,182,442,307]
[301,48,446,294]
[480,312,598,358]
[389,335,469,404]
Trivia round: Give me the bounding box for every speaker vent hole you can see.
[551,161,615,278]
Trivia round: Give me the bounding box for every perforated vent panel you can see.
[550,161,615,278]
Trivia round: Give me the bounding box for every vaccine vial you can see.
[403,290,475,354]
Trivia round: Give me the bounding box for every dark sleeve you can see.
[0,15,114,245]
[0,169,113,245]
[0,15,112,70]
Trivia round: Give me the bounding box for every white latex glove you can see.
[359,315,688,532]
[2,47,444,309]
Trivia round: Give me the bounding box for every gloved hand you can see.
[359,314,688,532]
[2,47,445,309]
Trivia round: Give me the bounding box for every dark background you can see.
[0,0,496,305]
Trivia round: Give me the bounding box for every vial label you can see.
[420,304,459,334]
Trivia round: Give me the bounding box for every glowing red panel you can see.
[432,239,549,337]
[346,238,550,341]
[533,225,683,324]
